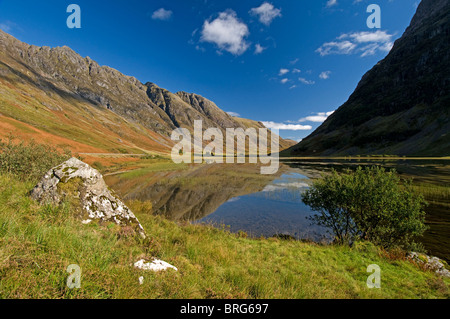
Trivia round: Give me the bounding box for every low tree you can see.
[0,135,72,182]
[302,166,427,250]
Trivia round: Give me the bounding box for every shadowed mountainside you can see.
[284,0,450,157]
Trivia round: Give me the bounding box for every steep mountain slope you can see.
[285,0,450,157]
[0,30,294,155]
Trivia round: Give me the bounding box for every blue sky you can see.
[0,0,419,141]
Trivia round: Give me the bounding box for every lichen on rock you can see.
[31,157,146,238]
[408,252,450,278]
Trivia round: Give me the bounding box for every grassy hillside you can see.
[0,172,448,299]
[0,49,173,156]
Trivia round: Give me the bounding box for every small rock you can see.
[134,259,178,272]
[139,276,144,285]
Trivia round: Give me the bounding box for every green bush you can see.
[0,135,72,182]
[92,161,104,171]
[141,154,169,160]
[302,166,427,250]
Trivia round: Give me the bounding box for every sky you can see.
[0,0,420,141]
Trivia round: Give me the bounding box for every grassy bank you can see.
[412,183,450,206]
[0,173,448,299]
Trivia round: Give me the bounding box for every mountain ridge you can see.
[284,0,450,157]
[0,29,294,155]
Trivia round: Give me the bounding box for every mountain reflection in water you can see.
[105,163,329,241]
[105,158,450,261]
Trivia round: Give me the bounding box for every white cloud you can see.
[316,40,357,56]
[380,41,394,52]
[299,111,335,123]
[319,71,331,80]
[289,58,299,65]
[279,68,289,76]
[326,0,338,8]
[359,43,379,57]
[0,21,19,34]
[298,77,315,85]
[262,181,310,192]
[250,2,282,26]
[292,68,301,73]
[254,43,266,54]
[201,10,250,55]
[281,78,289,84]
[262,121,313,131]
[0,23,11,33]
[343,30,393,43]
[151,8,173,21]
[226,111,241,117]
[317,30,395,57]
[195,45,206,52]
[289,85,297,90]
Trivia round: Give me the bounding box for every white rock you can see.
[134,259,178,272]
[139,276,144,285]
[31,158,146,238]
[408,252,450,278]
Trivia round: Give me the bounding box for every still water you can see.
[194,171,329,242]
[105,158,450,261]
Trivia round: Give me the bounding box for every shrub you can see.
[302,166,427,250]
[0,135,72,182]
[92,161,104,171]
[141,154,169,160]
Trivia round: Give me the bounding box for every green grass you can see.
[0,173,449,299]
[117,161,188,179]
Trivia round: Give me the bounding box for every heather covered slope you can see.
[0,30,172,154]
[0,30,293,155]
[285,0,450,157]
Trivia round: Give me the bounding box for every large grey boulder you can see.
[31,157,146,238]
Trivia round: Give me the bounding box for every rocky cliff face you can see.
[0,30,293,153]
[286,0,450,156]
